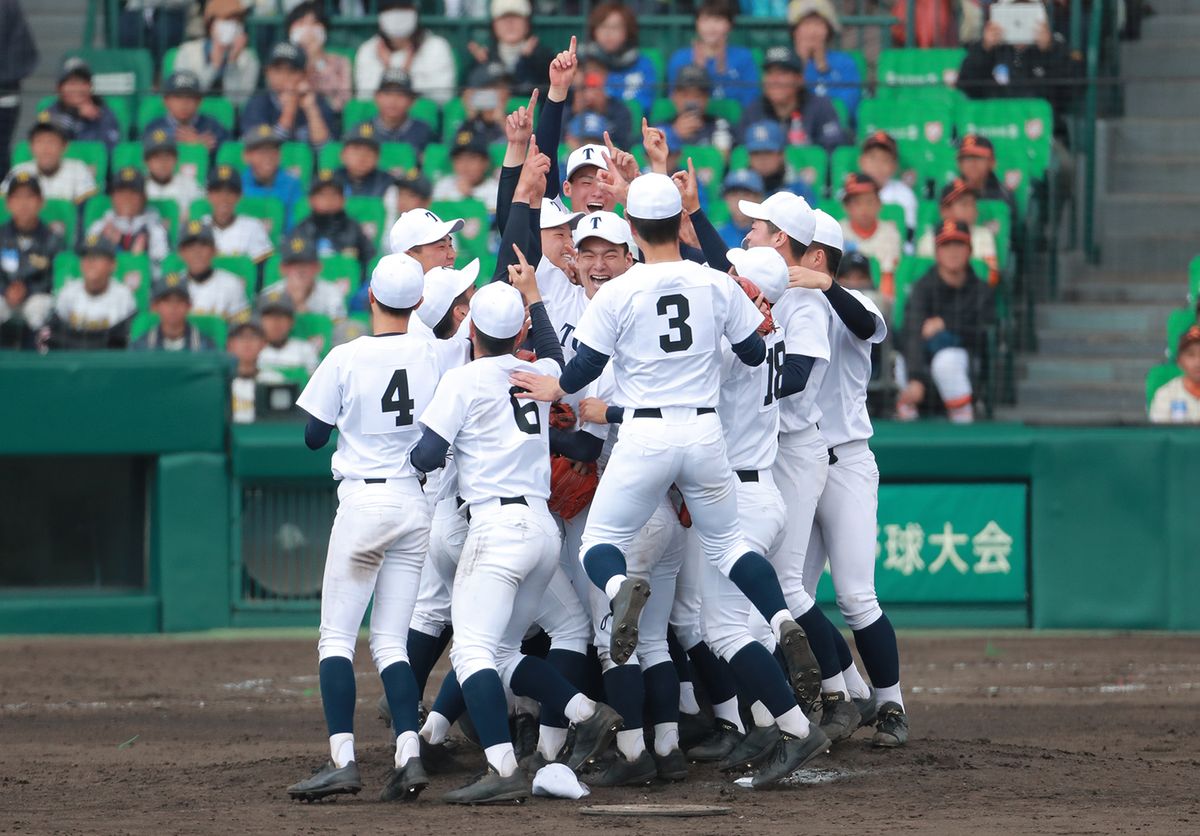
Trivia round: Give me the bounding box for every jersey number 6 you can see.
[508,385,541,435]
[656,293,694,353]
[381,369,416,426]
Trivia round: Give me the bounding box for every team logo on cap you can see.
[188,220,203,234]
[456,131,472,146]
[255,125,272,138]
[152,129,168,143]
[164,272,184,288]
[86,233,101,246]
[119,167,138,181]
[218,165,233,178]
[290,236,306,253]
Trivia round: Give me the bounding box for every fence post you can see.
[906,0,915,46]
[1082,0,1104,264]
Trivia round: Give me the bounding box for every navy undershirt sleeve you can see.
[304,415,334,450]
[731,332,767,367]
[689,208,733,273]
[526,301,564,369]
[535,97,565,201]
[410,429,451,474]
[495,165,521,234]
[549,428,604,462]
[558,342,610,394]
[492,201,532,282]
[824,281,876,341]
[605,405,624,424]
[778,353,817,398]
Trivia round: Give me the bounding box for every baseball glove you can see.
[515,348,537,362]
[548,455,598,520]
[550,401,577,431]
[667,484,692,528]
[736,276,774,336]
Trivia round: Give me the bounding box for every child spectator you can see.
[1149,325,1200,424]
[292,169,375,271]
[717,169,764,249]
[839,172,902,297]
[393,170,433,216]
[568,48,633,151]
[286,2,351,114]
[337,123,395,202]
[742,120,818,204]
[45,233,137,350]
[788,0,863,120]
[173,0,260,108]
[240,125,304,231]
[367,69,435,153]
[667,0,760,107]
[463,0,552,99]
[86,166,170,270]
[858,130,917,239]
[583,1,656,113]
[353,0,456,105]
[228,317,268,423]
[432,126,501,215]
[256,289,319,377]
[956,134,1016,221]
[129,272,215,352]
[177,219,248,321]
[2,116,97,206]
[739,47,845,153]
[43,58,122,150]
[453,62,513,147]
[241,42,338,147]
[144,71,230,153]
[143,129,204,222]
[0,173,61,343]
[657,66,719,150]
[204,165,275,265]
[262,233,347,321]
[917,178,999,286]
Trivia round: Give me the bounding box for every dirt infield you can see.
[2,632,1198,835]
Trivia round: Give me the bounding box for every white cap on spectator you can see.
[738,192,816,246]
[370,253,425,309]
[810,209,844,251]
[541,198,585,230]
[417,258,480,328]
[565,144,610,180]
[389,208,465,256]
[572,211,632,247]
[491,0,531,16]
[470,281,526,339]
[626,173,683,221]
[726,247,789,304]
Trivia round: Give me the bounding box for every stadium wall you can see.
[0,355,1197,634]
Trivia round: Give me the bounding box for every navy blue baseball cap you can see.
[207,163,243,192]
[744,120,785,154]
[721,169,765,196]
[162,70,203,97]
[567,112,611,143]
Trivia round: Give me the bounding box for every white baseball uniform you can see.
[259,336,319,376]
[261,278,347,321]
[209,214,275,263]
[188,268,248,320]
[53,279,137,332]
[4,159,97,204]
[535,257,585,365]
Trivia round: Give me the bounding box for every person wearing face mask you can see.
[285,2,350,113]
[354,0,456,105]
[464,0,552,99]
[174,0,261,107]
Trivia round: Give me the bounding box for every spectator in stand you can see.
[890,0,958,48]
[452,62,514,147]
[174,0,261,108]
[240,125,304,231]
[394,170,433,216]
[464,0,552,99]
[917,178,999,286]
[263,232,347,320]
[256,288,319,377]
[839,171,902,298]
[0,172,60,345]
[117,0,189,65]
[742,119,818,205]
[338,122,395,200]
[176,219,248,322]
[1149,325,1200,424]
[657,66,719,150]
[839,249,891,322]
[285,2,351,115]
[568,48,632,150]
[86,167,170,271]
[143,129,204,223]
[354,0,456,105]
[739,46,846,153]
[43,59,122,150]
[129,272,216,352]
[293,169,375,272]
[0,0,38,180]
[45,233,137,350]
[565,112,611,152]
[857,130,918,241]
[897,220,994,424]
[788,0,862,122]
[242,43,338,147]
[667,0,760,107]
[432,126,501,215]
[144,71,230,154]
[1,116,97,206]
[204,165,275,266]
[228,317,268,424]
[586,1,657,113]
[716,169,764,249]
[956,134,1016,221]
[367,69,435,153]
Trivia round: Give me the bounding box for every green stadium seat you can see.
[281,143,314,188]
[317,142,343,172]
[421,142,451,177]
[880,203,907,239]
[489,141,508,172]
[113,140,208,184]
[129,312,229,346]
[261,255,281,288]
[346,196,387,250]
[641,47,666,92]
[679,144,726,204]
[380,143,418,178]
[1166,308,1197,361]
[292,311,334,357]
[648,97,743,126]
[342,99,376,128]
[1146,362,1182,409]
[876,48,967,97]
[411,98,441,134]
[957,98,1053,178]
[320,254,363,302]
[237,196,287,246]
[211,254,258,300]
[149,198,180,244]
[162,47,179,77]
[199,98,237,132]
[1189,255,1200,307]
[845,50,868,86]
[907,142,958,199]
[137,95,234,135]
[829,145,859,197]
[916,199,940,238]
[442,99,467,142]
[431,198,490,261]
[40,199,78,247]
[216,141,244,169]
[858,98,955,154]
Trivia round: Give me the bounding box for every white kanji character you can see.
[928,522,969,574]
[882,523,925,576]
[972,520,1013,574]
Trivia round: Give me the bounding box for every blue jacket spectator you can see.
[569,49,634,150]
[742,120,818,205]
[586,2,658,113]
[717,169,765,249]
[667,0,760,107]
[739,46,847,152]
[144,71,230,154]
[240,126,304,231]
[656,66,719,151]
[241,43,339,146]
[790,0,863,119]
[45,59,122,149]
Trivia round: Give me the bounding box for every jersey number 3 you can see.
[381,369,416,426]
[656,294,694,353]
[508,386,541,435]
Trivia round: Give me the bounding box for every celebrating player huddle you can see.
[287,37,906,806]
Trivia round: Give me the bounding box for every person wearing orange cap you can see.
[1149,324,1200,424]
[955,134,1015,221]
[857,130,917,239]
[916,178,999,286]
[896,220,994,423]
[838,171,901,298]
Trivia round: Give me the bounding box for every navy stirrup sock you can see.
[853,613,901,688]
[461,669,512,749]
[379,660,420,734]
[510,654,577,718]
[602,663,644,729]
[688,640,738,705]
[728,643,794,718]
[642,661,680,725]
[795,606,845,680]
[728,552,790,622]
[319,656,356,736]
[430,668,466,724]
[583,543,627,592]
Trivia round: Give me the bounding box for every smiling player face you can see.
[574,237,632,299]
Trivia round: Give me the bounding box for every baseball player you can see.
[287,253,450,804]
[175,220,249,322]
[410,277,621,804]
[44,234,137,350]
[204,165,275,267]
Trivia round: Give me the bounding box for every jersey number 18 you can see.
[763,342,786,406]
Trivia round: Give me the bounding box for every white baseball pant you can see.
[410,496,463,637]
[770,424,829,617]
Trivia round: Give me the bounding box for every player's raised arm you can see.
[537,35,578,200]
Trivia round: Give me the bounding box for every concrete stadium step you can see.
[1141,15,1200,40]
[1105,119,1200,157]
[1034,330,1166,358]
[1015,380,1148,412]
[1107,154,1200,194]
[1123,80,1200,118]
[1095,232,1199,273]
[1145,0,1197,15]
[1121,41,1200,77]
[1019,355,1157,384]
[1096,193,1200,238]
[994,404,1147,425]
[1059,272,1187,305]
[1035,301,1174,334]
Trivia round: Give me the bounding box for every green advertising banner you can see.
[815,483,1028,605]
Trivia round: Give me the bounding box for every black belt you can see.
[632,407,716,418]
[364,478,387,484]
[465,496,527,522]
[827,448,839,465]
[736,470,759,483]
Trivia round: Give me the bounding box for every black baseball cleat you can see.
[380,757,429,802]
[519,750,551,778]
[653,747,689,781]
[718,723,780,773]
[609,578,651,666]
[817,692,862,743]
[749,726,831,789]
[854,688,878,728]
[581,750,658,787]
[678,710,714,750]
[511,711,539,762]
[686,719,744,762]
[777,620,822,709]
[442,766,529,805]
[287,761,362,802]
[566,702,623,771]
[872,702,909,748]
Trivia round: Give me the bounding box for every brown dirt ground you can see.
[1,632,1198,835]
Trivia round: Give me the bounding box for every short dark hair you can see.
[698,0,737,22]
[766,220,808,261]
[433,289,472,339]
[629,213,682,247]
[285,1,329,31]
[587,1,639,47]
[811,243,842,276]
[372,297,416,319]
[475,328,517,357]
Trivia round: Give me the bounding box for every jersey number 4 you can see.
[381,369,416,426]
[508,385,541,435]
[656,294,694,353]
[763,342,786,406]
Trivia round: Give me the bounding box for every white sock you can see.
[877,683,904,710]
[604,574,628,601]
[821,673,847,696]
[484,742,518,778]
[420,710,451,745]
[564,692,595,724]
[653,722,679,756]
[678,681,701,715]
[750,701,774,728]
[774,706,810,739]
[395,730,420,768]
[616,728,646,761]
[948,403,974,423]
[842,663,871,700]
[769,610,792,638]
[538,725,568,760]
[329,732,355,768]
[712,697,744,734]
